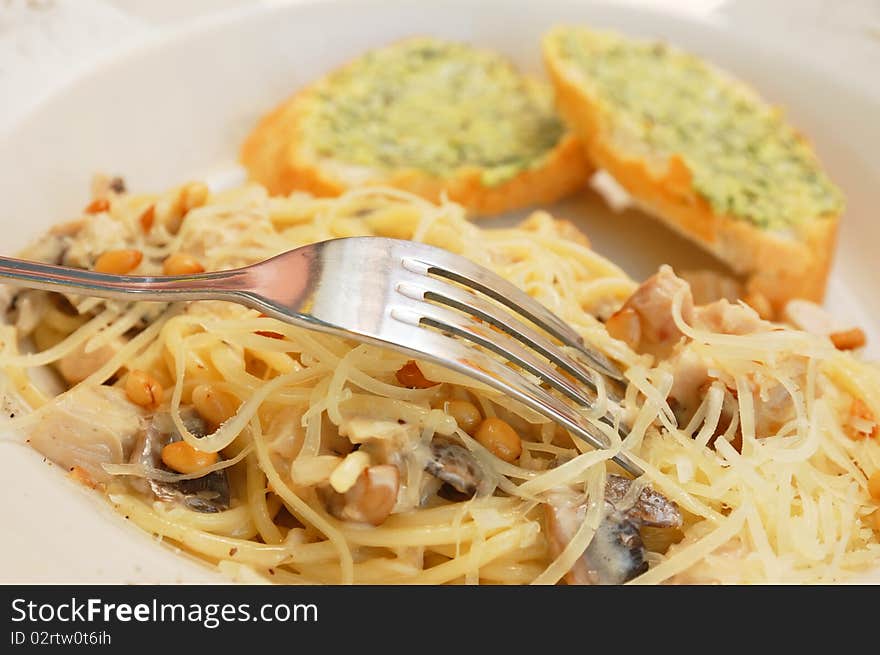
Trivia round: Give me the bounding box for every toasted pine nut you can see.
[163,252,205,276]
[830,327,867,351]
[139,205,155,233]
[94,249,142,274]
[396,361,437,388]
[161,441,219,474]
[474,417,522,462]
[444,400,482,435]
[84,198,110,214]
[125,370,163,409]
[192,384,240,427]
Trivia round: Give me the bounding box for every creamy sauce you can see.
[304,38,566,186]
[554,28,844,229]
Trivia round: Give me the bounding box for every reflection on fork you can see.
[0,236,641,476]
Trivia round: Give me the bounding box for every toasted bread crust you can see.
[241,50,593,218]
[543,33,840,313]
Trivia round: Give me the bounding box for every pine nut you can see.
[163,252,205,276]
[125,369,163,409]
[192,384,240,427]
[396,361,437,388]
[161,441,218,474]
[474,417,522,462]
[94,249,142,274]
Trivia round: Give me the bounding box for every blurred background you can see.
[2,0,879,134]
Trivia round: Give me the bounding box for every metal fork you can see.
[0,237,641,476]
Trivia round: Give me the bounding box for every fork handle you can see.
[0,255,253,304]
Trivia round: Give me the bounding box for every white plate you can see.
[1,0,878,583]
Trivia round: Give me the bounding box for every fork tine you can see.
[407,300,626,435]
[401,251,625,382]
[409,301,599,408]
[385,312,640,477]
[396,276,623,405]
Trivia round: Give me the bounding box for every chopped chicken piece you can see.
[680,269,742,305]
[605,265,694,358]
[28,386,145,483]
[694,299,768,336]
[611,266,789,443]
[607,265,770,359]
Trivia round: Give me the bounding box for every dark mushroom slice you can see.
[545,476,682,585]
[424,437,486,500]
[605,473,683,528]
[545,497,649,585]
[580,505,649,584]
[130,407,230,513]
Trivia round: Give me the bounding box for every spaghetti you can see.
[0,181,878,584]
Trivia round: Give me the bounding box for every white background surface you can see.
[0,0,878,584]
[2,0,880,134]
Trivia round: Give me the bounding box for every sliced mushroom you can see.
[604,473,683,528]
[424,437,487,500]
[28,385,146,485]
[582,506,648,585]
[545,475,682,585]
[130,408,230,513]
